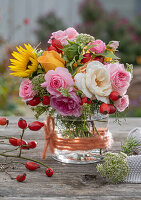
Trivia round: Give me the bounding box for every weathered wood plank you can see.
[0,117,141,199]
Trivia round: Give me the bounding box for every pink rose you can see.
[48,27,78,45]
[108,41,119,51]
[88,39,106,54]
[41,67,74,96]
[50,92,82,117]
[65,27,79,41]
[19,79,37,102]
[106,63,131,95]
[48,30,68,45]
[114,95,129,112]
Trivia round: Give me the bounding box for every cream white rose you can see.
[74,61,112,103]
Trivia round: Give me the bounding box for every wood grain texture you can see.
[0,117,141,199]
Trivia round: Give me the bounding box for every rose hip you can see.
[0,117,9,126]
[18,118,27,129]
[42,96,50,105]
[28,141,37,149]
[27,96,41,106]
[25,162,40,171]
[81,97,91,105]
[100,103,110,115]
[45,168,53,177]
[28,121,44,131]
[109,91,122,101]
[17,139,29,149]
[9,137,18,146]
[16,173,26,182]
[108,104,116,114]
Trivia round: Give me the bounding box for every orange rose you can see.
[37,51,65,72]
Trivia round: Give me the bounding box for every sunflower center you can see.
[26,60,32,69]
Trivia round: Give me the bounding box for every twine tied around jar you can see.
[41,116,112,159]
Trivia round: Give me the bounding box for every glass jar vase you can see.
[52,112,112,164]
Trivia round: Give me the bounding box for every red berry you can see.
[42,96,50,105]
[81,97,91,105]
[0,117,9,126]
[24,18,30,25]
[109,91,122,101]
[25,162,40,171]
[28,141,37,149]
[9,137,18,146]
[28,121,44,131]
[18,118,27,129]
[81,53,92,63]
[45,168,53,177]
[17,139,29,149]
[52,39,63,53]
[87,100,91,104]
[100,103,110,115]
[108,104,116,114]
[81,97,87,105]
[93,56,104,63]
[16,173,26,182]
[47,45,58,52]
[27,96,41,106]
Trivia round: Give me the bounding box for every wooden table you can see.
[0,117,141,200]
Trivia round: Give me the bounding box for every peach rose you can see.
[37,51,65,72]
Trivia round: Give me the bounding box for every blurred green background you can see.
[0,0,141,116]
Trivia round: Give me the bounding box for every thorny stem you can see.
[0,153,49,168]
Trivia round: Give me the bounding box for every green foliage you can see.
[96,49,119,60]
[96,152,129,184]
[56,103,101,138]
[126,63,133,79]
[31,105,55,119]
[63,43,79,61]
[121,137,141,155]
[31,74,49,97]
[57,88,71,97]
[56,115,93,138]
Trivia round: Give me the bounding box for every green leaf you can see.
[126,63,133,79]
[84,44,97,52]
[57,87,71,97]
[63,44,79,61]
[96,49,120,59]
[67,40,75,45]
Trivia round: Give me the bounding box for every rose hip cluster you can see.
[27,96,50,106]
[0,117,53,182]
[9,118,44,150]
[100,91,121,115]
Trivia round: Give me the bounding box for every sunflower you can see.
[9,44,38,77]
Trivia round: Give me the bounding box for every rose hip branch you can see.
[0,117,53,182]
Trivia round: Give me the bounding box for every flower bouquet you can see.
[9,27,133,164]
